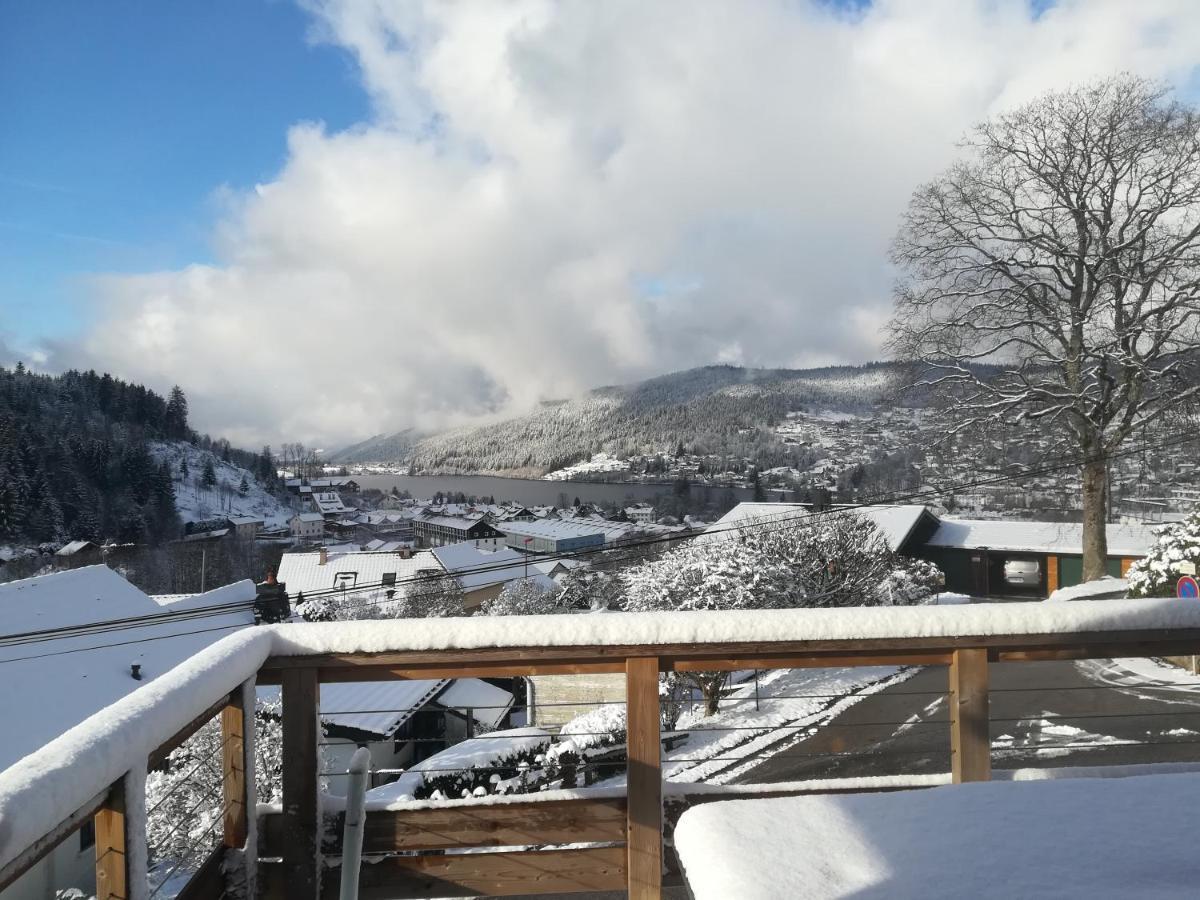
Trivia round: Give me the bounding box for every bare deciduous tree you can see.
[889,75,1200,579]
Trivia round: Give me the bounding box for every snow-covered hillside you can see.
[150,442,293,527]
[332,363,905,475]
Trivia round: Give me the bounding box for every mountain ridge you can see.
[330,362,908,473]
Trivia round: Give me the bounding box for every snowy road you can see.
[732,657,1200,784]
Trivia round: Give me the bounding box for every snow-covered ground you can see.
[663,667,919,785]
[568,666,918,790]
[542,452,631,480]
[150,441,293,527]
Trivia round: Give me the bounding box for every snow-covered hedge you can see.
[1127,513,1200,597]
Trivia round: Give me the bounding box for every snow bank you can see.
[0,629,273,874]
[674,772,1200,899]
[269,596,1200,656]
[1046,577,1129,603]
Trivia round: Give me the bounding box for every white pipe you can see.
[339,747,371,900]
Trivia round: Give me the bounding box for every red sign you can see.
[1178,576,1199,599]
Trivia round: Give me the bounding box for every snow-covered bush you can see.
[297,574,466,622]
[878,557,944,605]
[557,566,625,610]
[415,741,547,800]
[479,578,569,616]
[621,512,940,712]
[145,699,282,869]
[1127,513,1200,597]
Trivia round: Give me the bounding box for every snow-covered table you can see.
[673,773,1200,899]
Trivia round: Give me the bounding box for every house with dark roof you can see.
[708,502,1154,599]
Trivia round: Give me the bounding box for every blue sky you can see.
[0,0,367,346]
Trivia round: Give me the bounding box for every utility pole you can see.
[200,546,207,593]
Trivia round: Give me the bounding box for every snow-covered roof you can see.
[0,566,256,771]
[707,502,934,552]
[292,512,325,523]
[313,492,348,514]
[55,540,95,557]
[228,516,263,526]
[435,678,514,729]
[416,513,499,532]
[276,549,439,596]
[430,544,555,593]
[260,678,448,738]
[927,519,1157,556]
[257,675,512,739]
[531,559,584,576]
[498,519,609,541]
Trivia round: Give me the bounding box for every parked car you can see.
[1003,559,1041,586]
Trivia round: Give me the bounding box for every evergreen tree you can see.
[201,457,218,489]
[165,386,189,439]
[238,474,249,496]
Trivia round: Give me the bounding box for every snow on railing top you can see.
[4,596,1200,874]
[268,597,1200,656]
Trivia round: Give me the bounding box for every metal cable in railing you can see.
[145,732,236,815]
[147,814,227,898]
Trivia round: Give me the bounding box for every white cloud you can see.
[67,0,1200,447]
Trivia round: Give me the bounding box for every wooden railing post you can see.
[282,667,321,899]
[94,780,128,900]
[950,648,990,783]
[625,656,662,900]
[222,698,248,849]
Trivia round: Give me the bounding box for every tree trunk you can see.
[1081,457,1109,582]
[703,681,721,716]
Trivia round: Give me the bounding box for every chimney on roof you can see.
[130,663,142,681]
[318,546,328,566]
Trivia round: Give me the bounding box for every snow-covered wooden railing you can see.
[4,598,1200,900]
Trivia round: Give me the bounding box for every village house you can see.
[310,491,350,518]
[288,512,325,540]
[257,677,514,795]
[708,502,1155,599]
[498,519,608,555]
[624,504,656,525]
[276,547,440,603]
[430,543,558,610]
[411,513,505,549]
[228,516,264,540]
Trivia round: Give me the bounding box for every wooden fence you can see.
[5,625,1200,900]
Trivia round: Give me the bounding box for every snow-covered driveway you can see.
[732,657,1200,784]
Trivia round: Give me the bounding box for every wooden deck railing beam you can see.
[950,648,990,783]
[94,780,128,900]
[221,699,248,849]
[281,667,321,900]
[626,656,663,900]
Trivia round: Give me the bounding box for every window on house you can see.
[381,572,396,586]
[333,571,358,589]
[79,819,95,852]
